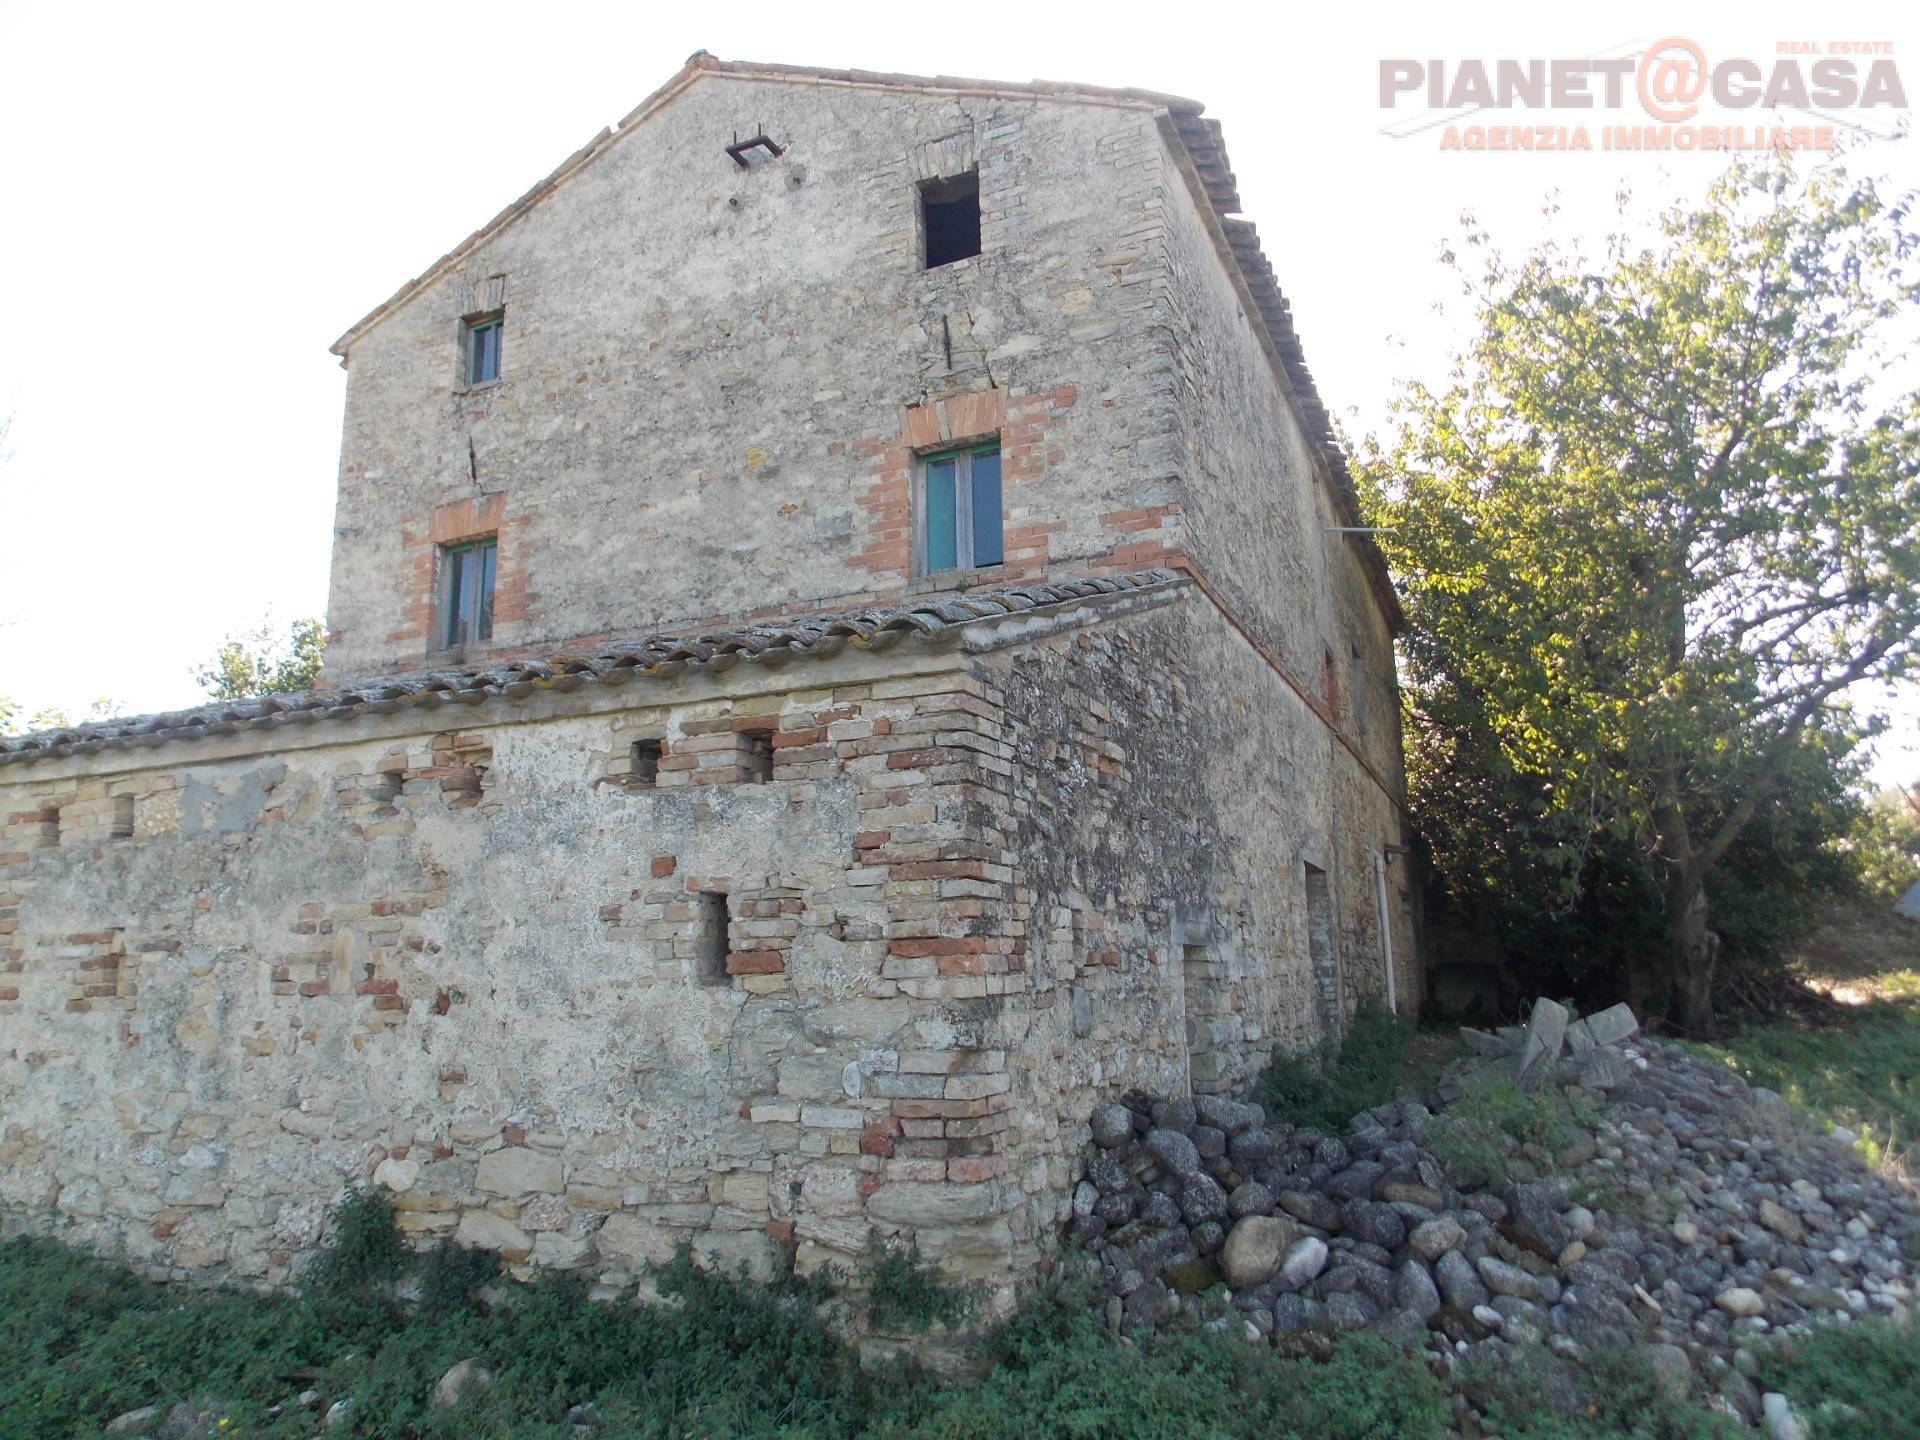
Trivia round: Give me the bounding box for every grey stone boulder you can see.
[1325,1162,1386,1201]
[1142,1192,1182,1229]
[1436,1248,1491,1310]
[1277,1236,1330,1291]
[1227,1180,1275,1219]
[1194,1094,1260,1136]
[434,1358,495,1409]
[1221,1215,1297,1288]
[1477,1255,1558,1304]
[1228,1128,1278,1168]
[1090,1103,1134,1149]
[1277,1189,1341,1230]
[1151,1098,1198,1133]
[1409,1214,1466,1262]
[1507,1181,1573,1256]
[1340,1198,1407,1250]
[1146,1128,1202,1176]
[1179,1173,1229,1226]
[1273,1294,1328,1334]
[1395,1258,1442,1323]
[1638,1342,1694,1401]
[1326,1291,1379,1331]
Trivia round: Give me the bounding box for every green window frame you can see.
[465,312,503,385]
[438,538,497,649]
[914,441,1003,575]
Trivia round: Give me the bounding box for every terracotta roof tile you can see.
[0,569,1184,768]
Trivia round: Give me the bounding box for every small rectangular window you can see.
[740,730,774,785]
[438,537,497,650]
[693,891,730,986]
[465,312,503,385]
[919,171,981,268]
[914,442,1002,575]
[630,739,663,786]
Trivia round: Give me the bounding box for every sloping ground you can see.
[1067,999,1917,1436]
[1698,896,1920,1175]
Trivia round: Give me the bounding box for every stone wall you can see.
[0,586,1408,1318]
[0,640,1032,1309]
[325,73,1186,683]
[989,590,1415,1261]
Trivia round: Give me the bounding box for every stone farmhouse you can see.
[0,54,1414,1319]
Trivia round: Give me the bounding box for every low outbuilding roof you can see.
[0,570,1184,768]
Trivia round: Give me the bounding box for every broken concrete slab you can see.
[1517,997,1570,1090]
[1582,1003,1639,1048]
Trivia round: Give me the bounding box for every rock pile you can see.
[1067,1003,1917,1425]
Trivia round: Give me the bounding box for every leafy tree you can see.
[1361,155,1920,1034]
[193,616,326,700]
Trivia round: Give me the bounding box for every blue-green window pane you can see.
[468,319,501,384]
[443,549,468,646]
[476,543,496,641]
[440,540,498,648]
[924,459,958,571]
[969,449,1002,566]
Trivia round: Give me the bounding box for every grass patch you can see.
[1249,1002,1451,1130]
[1424,1072,1600,1190]
[1691,900,1920,1175]
[1462,1340,1740,1439]
[1757,1317,1920,1440]
[0,1208,1452,1440]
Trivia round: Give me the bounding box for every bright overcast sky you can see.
[0,1,1914,781]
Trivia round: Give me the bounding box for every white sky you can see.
[0,0,1914,782]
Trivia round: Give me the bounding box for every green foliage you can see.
[1426,1074,1597,1188]
[1359,151,1920,1029]
[1840,788,1920,900]
[1688,996,1919,1175]
[1463,1341,1741,1439]
[1250,1000,1422,1129]
[0,1206,1453,1440]
[0,696,124,736]
[414,1236,500,1316]
[302,1187,412,1303]
[1757,1318,1920,1439]
[872,1286,1448,1440]
[866,1239,976,1333]
[194,615,326,700]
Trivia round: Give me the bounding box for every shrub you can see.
[1757,1317,1920,1440]
[1250,1000,1420,1130]
[1425,1073,1598,1187]
[867,1239,976,1333]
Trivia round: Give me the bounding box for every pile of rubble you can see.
[1066,1002,1917,1428]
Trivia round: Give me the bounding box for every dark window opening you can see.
[694,891,730,985]
[1304,862,1340,1043]
[438,537,497,650]
[741,730,774,785]
[631,739,663,786]
[916,441,1002,575]
[465,312,503,385]
[920,171,981,268]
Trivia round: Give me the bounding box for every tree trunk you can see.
[1666,876,1721,1038]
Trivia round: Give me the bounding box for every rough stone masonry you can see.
[0,54,1414,1331]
